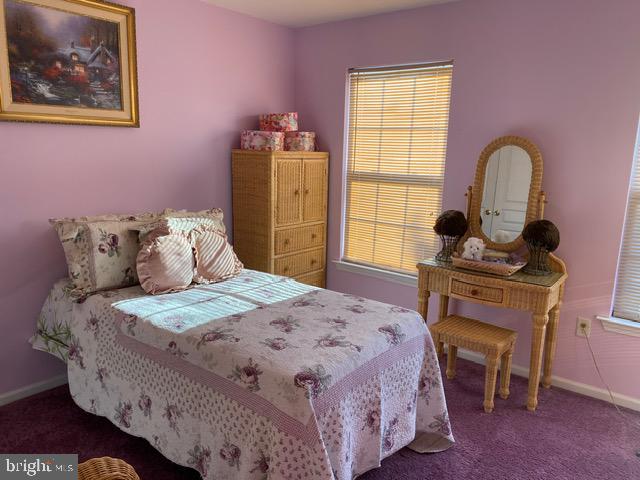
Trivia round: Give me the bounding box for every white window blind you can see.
[612,134,640,322]
[342,62,453,274]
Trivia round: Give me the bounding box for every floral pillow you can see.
[50,211,159,299]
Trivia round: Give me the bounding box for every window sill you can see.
[333,260,418,287]
[596,316,640,338]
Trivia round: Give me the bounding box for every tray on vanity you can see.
[451,254,525,276]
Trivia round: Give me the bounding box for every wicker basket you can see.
[78,457,140,480]
[451,254,525,276]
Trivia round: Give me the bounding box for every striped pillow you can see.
[192,225,243,284]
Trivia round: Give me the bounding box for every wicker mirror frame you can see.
[467,135,543,252]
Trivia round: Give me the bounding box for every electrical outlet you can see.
[576,316,592,338]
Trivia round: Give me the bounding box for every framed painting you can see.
[0,0,139,126]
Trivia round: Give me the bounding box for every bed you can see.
[32,269,453,479]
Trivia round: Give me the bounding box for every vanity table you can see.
[418,136,568,412]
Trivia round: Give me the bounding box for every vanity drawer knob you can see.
[471,289,479,296]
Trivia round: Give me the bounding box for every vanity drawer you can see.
[275,224,324,255]
[450,279,504,304]
[295,270,326,288]
[275,248,325,277]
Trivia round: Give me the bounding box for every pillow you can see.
[136,227,194,295]
[50,211,160,299]
[138,208,226,241]
[192,225,243,284]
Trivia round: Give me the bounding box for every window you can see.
[612,127,640,322]
[342,62,453,275]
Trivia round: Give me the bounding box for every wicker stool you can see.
[78,457,140,480]
[431,315,517,413]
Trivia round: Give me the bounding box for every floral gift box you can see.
[259,112,299,132]
[285,131,316,152]
[240,130,285,151]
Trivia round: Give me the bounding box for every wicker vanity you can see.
[418,257,567,411]
[420,136,568,412]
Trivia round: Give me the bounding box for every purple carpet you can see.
[1,358,639,479]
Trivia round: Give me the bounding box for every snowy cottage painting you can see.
[1,0,133,113]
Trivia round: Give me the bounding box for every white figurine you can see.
[462,237,486,261]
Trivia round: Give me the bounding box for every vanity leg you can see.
[527,313,549,411]
[417,283,430,324]
[438,295,450,322]
[484,354,498,413]
[543,305,560,388]
[432,331,444,358]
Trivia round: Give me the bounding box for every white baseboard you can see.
[0,374,68,407]
[454,349,640,412]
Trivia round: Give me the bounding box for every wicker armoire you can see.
[231,149,329,287]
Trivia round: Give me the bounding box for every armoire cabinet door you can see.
[302,159,327,222]
[275,158,302,225]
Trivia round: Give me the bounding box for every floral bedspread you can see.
[32,271,453,479]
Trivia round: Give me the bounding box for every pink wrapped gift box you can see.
[259,112,299,132]
[241,130,284,151]
[284,131,316,152]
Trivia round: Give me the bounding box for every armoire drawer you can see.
[450,279,504,304]
[275,248,325,277]
[275,224,324,255]
[295,270,326,288]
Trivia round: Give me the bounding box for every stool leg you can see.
[484,355,498,413]
[499,349,513,400]
[446,345,457,379]
[436,341,444,358]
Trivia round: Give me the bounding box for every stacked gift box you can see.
[240,112,317,152]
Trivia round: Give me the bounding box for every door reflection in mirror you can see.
[481,145,532,243]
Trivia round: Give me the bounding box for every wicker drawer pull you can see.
[450,279,504,304]
[304,188,310,194]
[284,239,290,245]
[294,189,300,195]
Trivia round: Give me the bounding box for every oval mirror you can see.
[467,136,543,252]
[481,145,532,243]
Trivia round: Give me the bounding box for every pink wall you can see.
[0,0,295,395]
[294,0,640,399]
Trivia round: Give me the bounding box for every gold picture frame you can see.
[0,0,139,126]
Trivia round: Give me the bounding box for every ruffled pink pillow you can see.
[136,230,195,295]
[192,225,243,284]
